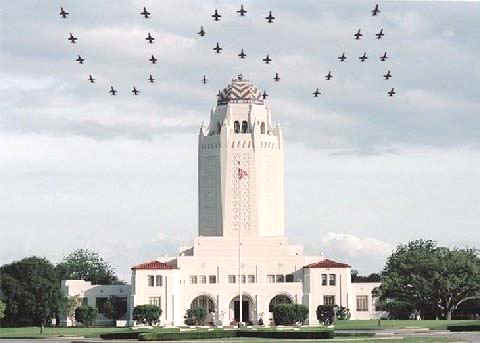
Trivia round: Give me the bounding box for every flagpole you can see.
[238,163,242,327]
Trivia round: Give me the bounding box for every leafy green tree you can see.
[335,306,351,320]
[133,304,162,325]
[56,249,119,285]
[0,257,65,330]
[273,304,308,325]
[383,300,416,319]
[61,295,82,323]
[351,270,381,282]
[0,299,6,321]
[378,239,480,320]
[75,305,97,327]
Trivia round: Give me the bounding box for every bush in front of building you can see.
[133,305,162,326]
[184,308,207,325]
[447,324,480,332]
[335,306,351,320]
[272,303,309,325]
[139,329,237,341]
[316,305,335,326]
[75,305,97,327]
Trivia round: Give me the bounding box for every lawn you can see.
[0,326,135,338]
[334,319,480,330]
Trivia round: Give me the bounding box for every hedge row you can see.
[447,324,480,332]
[100,331,146,340]
[139,329,335,341]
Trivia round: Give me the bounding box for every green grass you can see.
[334,320,480,330]
[0,326,135,338]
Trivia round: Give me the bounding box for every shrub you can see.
[75,305,97,327]
[133,304,162,326]
[272,303,309,325]
[185,307,207,325]
[447,324,480,332]
[336,306,351,320]
[316,305,334,326]
[0,299,5,321]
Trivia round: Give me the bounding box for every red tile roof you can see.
[131,260,175,270]
[304,258,351,269]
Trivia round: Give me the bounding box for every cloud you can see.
[321,232,394,258]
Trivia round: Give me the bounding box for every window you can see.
[228,275,236,284]
[329,274,336,286]
[149,297,161,307]
[261,122,265,134]
[356,295,369,311]
[199,275,207,284]
[286,274,294,282]
[276,274,285,283]
[267,274,275,283]
[234,121,240,133]
[96,297,108,314]
[248,275,256,283]
[148,275,154,287]
[209,275,217,284]
[190,275,198,284]
[155,275,163,287]
[217,122,221,134]
[324,295,335,306]
[241,121,248,133]
[321,274,327,286]
[241,275,246,284]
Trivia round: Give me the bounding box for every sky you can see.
[1,0,479,281]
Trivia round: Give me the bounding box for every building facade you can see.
[63,76,381,326]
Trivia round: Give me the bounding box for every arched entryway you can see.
[269,294,293,312]
[229,294,255,324]
[190,295,216,325]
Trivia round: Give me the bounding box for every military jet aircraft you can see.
[359,52,368,62]
[213,42,222,54]
[212,9,221,21]
[237,5,247,16]
[140,7,151,18]
[149,55,157,64]
[88,75,95,83]
[148,74,155,83]
[132,86,140,95]
[372,4,380,16]
[313,88,321,97]
[263,54,272,64]
[266,11,275,23]
[273,73,280,82]
[325,71,333,80]
[197,26,206,37]
[202,75,207,84]
[262,90,269,99]
[109,86,117,96]
[376,28,384,39]
[354,29,363,40]
[238,49,246,59]
[380,52,388,61]
[384,70,392,80]
[338,53,347,62]
[388,88,396,97]
[68,33,78,44]
[59,7,69,18]
[76,55,84,64]
[146,32,155,44]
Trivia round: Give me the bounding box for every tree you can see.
[0,257,65,330]
[336,306,351,320]
[61,296,82,324]
[316,305,335,326]
[56,249,119,285]
[0,299,6,321]
[378,240,480,320]
[185,307,207,325]
[351,270,381,283]
[133,305,162,326]
[75,305,97,327]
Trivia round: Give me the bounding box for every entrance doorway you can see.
[234,300,249,322]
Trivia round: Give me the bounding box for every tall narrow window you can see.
[276,274,285,283]
[261,122,265,134]
[199,275,207,284]
[248,275,256,283]
[209,275,217,284]
[217,122,222,134]
[321,274,327,286]
[267,275,275,283]
[228,275,236,283]
[148,275,154,287]
[241,121,248,133]
[286,274,294,282]
[324,295,335,306]
[190,275,198,284]
[234,121,240,133]
[329,274,336,286]
[155,275,163,287]
[356,296,369,311]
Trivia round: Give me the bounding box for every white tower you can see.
[198,75,285,238]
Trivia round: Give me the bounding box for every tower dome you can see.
[217,74,264,105]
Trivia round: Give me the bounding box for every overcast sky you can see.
[1,0,479,281]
